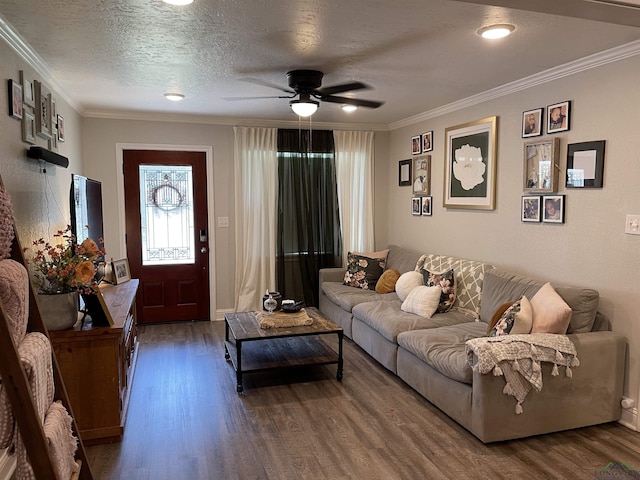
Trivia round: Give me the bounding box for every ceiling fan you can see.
[225,69,384,116]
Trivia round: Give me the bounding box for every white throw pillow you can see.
[530,282,572,334]
[395,271,424,302]
[401,285,442,318]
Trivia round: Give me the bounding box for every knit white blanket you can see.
[466,333,579,414]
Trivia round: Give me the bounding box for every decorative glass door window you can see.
[139,165,194,265]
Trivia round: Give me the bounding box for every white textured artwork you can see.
[453,144,485,190]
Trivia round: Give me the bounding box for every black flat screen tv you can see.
[70,174,104,247]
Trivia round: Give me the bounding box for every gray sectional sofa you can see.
[319,244,626,443]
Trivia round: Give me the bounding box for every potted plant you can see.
[25,225,105,330]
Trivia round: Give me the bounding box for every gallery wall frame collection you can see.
[8,71,65,147]
[521,100,571,138]
[521,194,565,224]
[412,196,432,216]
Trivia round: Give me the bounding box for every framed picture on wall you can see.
[34,80,52,139]
[521,195,541,222]
[566,140,605,188]
[57,114,65,142]
[421,196,432,216]
[20,71,34,108]
[411,197,422,216]
[399,159,411,186]
[411,135,421,155]
[412,155,431,195]
[523,138,560,193]
[522,108,542,138]
[546,100,571,134]
[21,106,36,145]
[421,131,433,152]
[443,116,498,210]
[8,80,23,120]
[542,195,565,224]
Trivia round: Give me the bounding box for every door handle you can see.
[200,247,208,254]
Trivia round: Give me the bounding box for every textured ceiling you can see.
[0,0,639,126]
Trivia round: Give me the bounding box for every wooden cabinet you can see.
[50,280,139,445]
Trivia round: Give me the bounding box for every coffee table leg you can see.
[336,331,344,381]
[236,340,244,394]
[224,320,230,361]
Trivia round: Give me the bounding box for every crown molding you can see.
[82,108,389,131]
[0,15,82,112]
[389,39,640,130]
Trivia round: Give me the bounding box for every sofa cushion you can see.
[322,282,395,312]
[375,269,400,294]
[415,254,493,318]
[488,296,533,336]
[343,251,388,290]
[530,283,572,334]
[421,268,456,313]
[395,271,424,301]
[401,285,442,318]
[479,269,598,333]
[385,245,424,274]
[397,322,488,384]
[352,299,474,343]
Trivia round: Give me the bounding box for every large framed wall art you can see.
[443,116,498,210]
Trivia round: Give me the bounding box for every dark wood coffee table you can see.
[224,307,343,393]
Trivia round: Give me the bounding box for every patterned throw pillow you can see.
[489,296,533,337]
[375,269,400,294]
[343,252,387,290]
[421,268,456,313]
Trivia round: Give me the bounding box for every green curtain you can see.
[276,129,343,307]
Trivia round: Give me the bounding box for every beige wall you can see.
[81,118,236,315]
[383,55,640,414]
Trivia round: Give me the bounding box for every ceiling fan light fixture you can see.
[164,92,185,101]
[341,104,358,113]
[290,99,319,117]
[163,0,194,5]
[478,24,515,39]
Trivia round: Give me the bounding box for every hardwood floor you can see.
[86,321,640,479]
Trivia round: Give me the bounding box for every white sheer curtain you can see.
[233,127,278,311]
[333,130,375,265]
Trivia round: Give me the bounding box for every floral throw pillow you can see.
[421,268,456,313]
[343,252,387,290]
[489,296,533,337]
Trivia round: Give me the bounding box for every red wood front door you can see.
[123,150,210,323]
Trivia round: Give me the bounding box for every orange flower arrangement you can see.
[25,225,106,294]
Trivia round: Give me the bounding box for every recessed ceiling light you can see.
[164,93,185,101]
[478,24,515,39]
[341,105,358,113]
[163,0,194,5]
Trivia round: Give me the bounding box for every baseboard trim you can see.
[215,309,234,321]
[619,407,638,431]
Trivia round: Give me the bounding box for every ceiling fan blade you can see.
[222,95,289,102]
[315,81,369,96]
[320,95,384,109]
[239,77,295,94]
